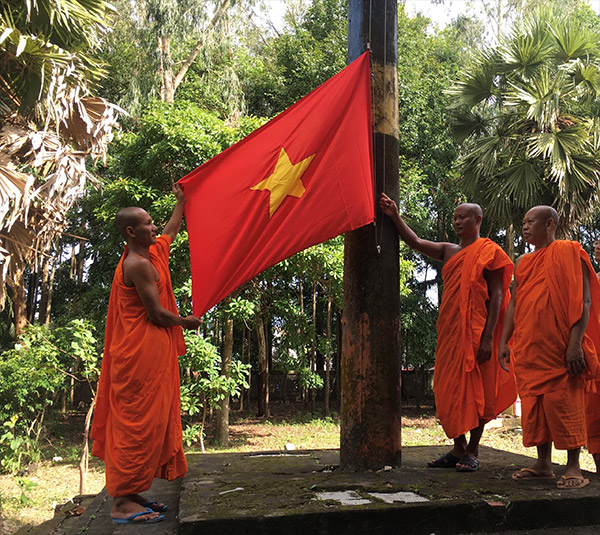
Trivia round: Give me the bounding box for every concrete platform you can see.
[15,446,600,535]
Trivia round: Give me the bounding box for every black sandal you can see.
[427,452,460,468]
[455,455,480,472]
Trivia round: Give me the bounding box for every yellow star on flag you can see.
[251,147,316,217]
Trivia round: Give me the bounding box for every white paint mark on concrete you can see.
[219,487,244,495]
[314,491,372,506]
[369,491,429,504]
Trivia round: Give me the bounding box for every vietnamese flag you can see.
[179,51,373,317]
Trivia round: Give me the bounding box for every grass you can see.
[0,403,597,534]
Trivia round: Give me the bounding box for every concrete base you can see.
[179,446,600,535]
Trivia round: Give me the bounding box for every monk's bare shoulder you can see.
[442,242,466,263]
[123,254,158,287]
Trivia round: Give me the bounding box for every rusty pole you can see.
[340,0,401,470]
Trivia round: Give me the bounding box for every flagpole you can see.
[341,0,402,470]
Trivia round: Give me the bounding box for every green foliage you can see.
[14,476,37,505]
[0,0,115,117]
[0,417,40,474]
[400,292,438,370]
[448,8,600,233]
[179,332,250,444]
[0,321,98,473]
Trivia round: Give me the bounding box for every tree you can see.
[0,0,122,332]
[448,8,600,236]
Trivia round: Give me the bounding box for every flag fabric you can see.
[179,51,374,317]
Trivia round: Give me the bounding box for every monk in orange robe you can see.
[380,193,516,472]
[499,206,600,489]
[91,184,202,523]
[585,241,600,473]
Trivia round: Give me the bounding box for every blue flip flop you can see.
[143,501,168,512]
[112,507,164,524]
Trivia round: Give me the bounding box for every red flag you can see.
[179,51,373,317]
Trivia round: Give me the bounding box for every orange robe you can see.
[91,235,188,497]
[434,238,516,439]
[585,271,600,455]
[511,241,600,449]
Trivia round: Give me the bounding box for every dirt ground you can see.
[0,402,597,534]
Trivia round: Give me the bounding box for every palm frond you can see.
[448,109,490,143]
[548,17,599,63]
[445,50,498,109]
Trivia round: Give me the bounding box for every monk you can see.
[380,193,516,472]
[586,240,600,473]
[91,183,202,523]
[499,206,600,489]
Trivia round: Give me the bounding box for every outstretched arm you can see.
[163,183,186,241]
[477,267,504,363]
[379,193,448,262]
[565,259,591,376]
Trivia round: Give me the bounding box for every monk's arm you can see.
[477,268,504,363]
[498,262,520,372]
[379,193,447,261]
[163,183,186,241]
[131,259,201,330]
[565,259,591,376]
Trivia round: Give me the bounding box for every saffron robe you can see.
[91,235,188,497]
[585,271,600,455]
[434,238,516,439]
[512,240,600,398]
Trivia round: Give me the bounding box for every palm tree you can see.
[0,0,123,332]
[447,10,600,241]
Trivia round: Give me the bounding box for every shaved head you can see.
[457,203,483,219]
[115,207,148,239]
[528,205,558,226]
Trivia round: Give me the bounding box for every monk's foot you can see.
[512,467,555,480]
[456,455,480,472]
[111,497,163,522]
[557,472,589,489]
[131,493,168,512]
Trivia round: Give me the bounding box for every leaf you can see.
[15,34,27,56]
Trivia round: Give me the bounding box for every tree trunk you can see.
[38,257,51,325]
[79,393,97,495]
[159,35,174,103]
[159,0,232,103]
[26,270,38,323]
[239,329,246,411]
[215,310,233,444]
[342,0,402,470]
[12,267,27,335]
[311,281,317,413]
[256,311,270,417]
[324,285,332,417]
[505,223,515,262]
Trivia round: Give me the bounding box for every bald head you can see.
[457,203,483,219]
[115,207,149,239]
[528,205,558,226]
